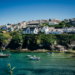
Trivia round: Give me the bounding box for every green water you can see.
[0,51,75,75]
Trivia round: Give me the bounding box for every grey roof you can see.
[30,27,35,31]
[27,21,40,25]
[23,27,37,31]
[23,28,27,31]
[38,27,43,31]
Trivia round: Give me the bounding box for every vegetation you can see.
[0,33,11,43]
[38,31,45,34]
[41,22,65,28]
[71,48,73,51]
[41,22,75,28]
[12,34,23,43]
[0,27,75,50]
[6,63,15,75]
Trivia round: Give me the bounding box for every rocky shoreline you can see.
[1,48,75,53]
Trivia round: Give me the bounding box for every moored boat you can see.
[47,52,53,54]
[0,50,10,58]
[29,55,40,60]
[26,55,31,57]
[71,56,75,57]
[29,57,40,60]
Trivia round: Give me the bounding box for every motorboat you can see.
[47,52,53,54]
[29,57,40,60]
[0,51,10,58]
[29,56,40,60]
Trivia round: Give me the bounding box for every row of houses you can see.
[0,19,49,32]
[49,18,75,25]
[49,19,61,25]
[0,18,75,33]
[64,18,75,25]
[1,21,27,32]
[0,19,61,32]
[22,26,75,34]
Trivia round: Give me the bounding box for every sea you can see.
[0,51,75,75]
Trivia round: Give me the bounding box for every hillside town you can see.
[0,18,75,34]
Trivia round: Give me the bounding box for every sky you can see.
[0,0,75,25]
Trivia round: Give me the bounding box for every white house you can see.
[22,27,38,34]
[49,21,59,25]
[62,27,68,33]
[41,26,49,34]
[62,26,75,33]
[49,29,63,34]
[49,19,61,25]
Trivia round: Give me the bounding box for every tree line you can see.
[0,31,75,50]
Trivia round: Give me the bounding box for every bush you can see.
[71,48,73,51]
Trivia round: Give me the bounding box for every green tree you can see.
[10,31,18,36]
[0,33,11,43]
[12,34,23,43]
[59,22,65,25]
[56,34,70,46]
[70,35,75,41]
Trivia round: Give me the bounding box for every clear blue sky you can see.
[0,0,75,25]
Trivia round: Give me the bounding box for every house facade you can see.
[69,18,75,25]
[41,26,49,34]
[49,22,59,25]
[22,27,38,34]
[49,19,61,25]
[62,27,75,33]
[26,20,49,27]
[49,29,63,34]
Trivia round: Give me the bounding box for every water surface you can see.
[0,51,75,75]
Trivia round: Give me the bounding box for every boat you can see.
[47,52,53,54]
[26,55,31,57]
[29,55,40,60]
[71,56,75,57]
[0,50,10,58]
[29,57,40,60]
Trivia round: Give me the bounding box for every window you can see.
[27,30,29,33]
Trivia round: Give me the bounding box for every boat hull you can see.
[0,54,10,58]
[0,56,9,58]
[71,56,75,57]
[29,57,40,60]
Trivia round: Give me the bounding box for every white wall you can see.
[22,28,38,34]
[49,22,58,25]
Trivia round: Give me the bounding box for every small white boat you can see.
[0,50,10,58]
[47,52,53,54]
[30,57,40,60]
[26,55,31,57]
[29,56,40,60]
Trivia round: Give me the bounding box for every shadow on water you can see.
[14,68,75,75]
